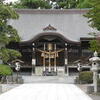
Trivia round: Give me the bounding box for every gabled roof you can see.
[9,9,96,42]
[20,32,80,45]
[43,24,57,31]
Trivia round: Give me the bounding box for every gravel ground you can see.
[89,94,100,100]
[76,84,100,100]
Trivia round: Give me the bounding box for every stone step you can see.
[22,76,76,84]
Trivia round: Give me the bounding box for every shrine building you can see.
[7,9,96,76]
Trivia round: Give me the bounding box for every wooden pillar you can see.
[65,43,69,76]
[48,50,51,72]
[43,43,46,71]
[54,44,57,72]
[32,43,35,75]
[78,45,82,58]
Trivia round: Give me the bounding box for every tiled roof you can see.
[8,9,96,42]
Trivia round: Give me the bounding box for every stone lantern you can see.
[89,51,100,93]
[15,62,21,83]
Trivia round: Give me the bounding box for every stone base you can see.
[57,67,65,76]
[35,67,43,76]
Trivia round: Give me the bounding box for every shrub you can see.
[98,79,100,87]
[79,71,93,84]
[0,64,13,76]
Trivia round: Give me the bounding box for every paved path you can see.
[22,76,75,84]
[0,84,92,100]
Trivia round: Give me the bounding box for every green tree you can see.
[77,0,92,8]
[85,0,100,31]
[58,0,78,9]
[89,39,100,52]
[13,0,80,9]
[84,0,100,52]
[13,0,51,9]
[0,3,21,63]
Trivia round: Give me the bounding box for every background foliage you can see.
[84,0,100,52]
[12,0,93,9]
[13,0,51,9]
[77,0,92,8]
[58,0,78,9]
[89,40,100,53]
[0,3,21,63]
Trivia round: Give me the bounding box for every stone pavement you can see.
[22,75,76,84]
[0,84,92,100]
[77,84,100,100]
[89,94,100,100]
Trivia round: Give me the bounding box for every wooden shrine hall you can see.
[8,24,92,76]
[7,9,95,76]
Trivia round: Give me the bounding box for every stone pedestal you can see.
[35,67,43,76]
[57,67,65,76]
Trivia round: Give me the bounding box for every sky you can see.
[4,0,19,3]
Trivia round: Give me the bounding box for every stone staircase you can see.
[22,75,76,84]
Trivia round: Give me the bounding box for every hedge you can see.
[79,71,93,84]
[0,64,13,76]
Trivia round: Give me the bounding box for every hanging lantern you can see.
[48,43,53,50]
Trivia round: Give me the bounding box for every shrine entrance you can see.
[7,24,86,76]
[7,31,81,76]
[14,29,80,76]
[36,43,64,75]
[33,34,65,76]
